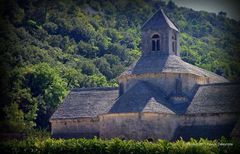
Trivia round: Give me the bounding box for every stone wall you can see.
[99,112,238,140]
[51,112,238,140]
[141,28,179,56]
[168,29,180,56]
[120,72,208,97]
[174,113,239,140]
[141,28,170,55]
[51,117,99,138]
[99,112,178,140]
[179,113,238,126]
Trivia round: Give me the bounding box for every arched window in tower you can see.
[172,33,177,54]
[151,34,160,51]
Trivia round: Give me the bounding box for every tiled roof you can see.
[50,83,240,120]
[141,9,179,31]
[120,54,228,83]
[108,81,175,114]
[50,87,118,120]
[186,83,240,114]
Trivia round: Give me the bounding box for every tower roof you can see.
[119,54,228,83]
[141,9,179,31]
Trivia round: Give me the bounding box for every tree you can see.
[82,74,108,87]
[59,66,85,89]
[2,103,25,133]
[77,40,99,58]
[166,1,177,10]
[218,11,227,17]
[9,63,68,128]
[109,43,128,61]
[43,22,58,35]
[94,58,113,79]
[81,61,98,76]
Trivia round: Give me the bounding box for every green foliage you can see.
[81,61,98,76]
[0,137,239,154]
[2,103,25,132]
[83,74,109,87]
[9,63,68,128]
[77,40,99,58]
[59,66,84,89]
[25,129,50,141]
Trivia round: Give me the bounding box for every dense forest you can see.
[0,0,240,133]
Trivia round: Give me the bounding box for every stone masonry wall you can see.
[121,72,208,97]
[51,112,238,140]
[141,28,170,55]
[51,117,99,138]
[98,112,238,140]
[99,112,178,140]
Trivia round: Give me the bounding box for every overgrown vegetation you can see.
[1,137,240,154]
[0,0,239,132]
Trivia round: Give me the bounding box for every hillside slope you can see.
[0,0,239,130]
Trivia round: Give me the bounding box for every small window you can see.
[172,33,177,54]
[152,34,160,38]
[176,78,182,95]
[175,42,177,52]
[152,40,156,51]
[172,33,177,40]
[151,34,160,51]
[172,42,175,52]
[156,40,160,51]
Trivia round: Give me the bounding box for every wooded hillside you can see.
[0,0,239,131]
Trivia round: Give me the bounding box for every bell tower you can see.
[141,9,180,56]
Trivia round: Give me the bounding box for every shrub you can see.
[0,137,239,154]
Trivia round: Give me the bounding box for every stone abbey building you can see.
[50,9,240,140]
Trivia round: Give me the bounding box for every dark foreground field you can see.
[1,136,240,154]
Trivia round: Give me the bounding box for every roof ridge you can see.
[181,60,225,78]
[199,82,240,87]
[141,9,179,31]
[146,97,175,114]
[141,8,160,29]
[160,9,179,31]
[72,87,118,92]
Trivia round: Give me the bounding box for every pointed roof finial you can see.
[141,9,179,32]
